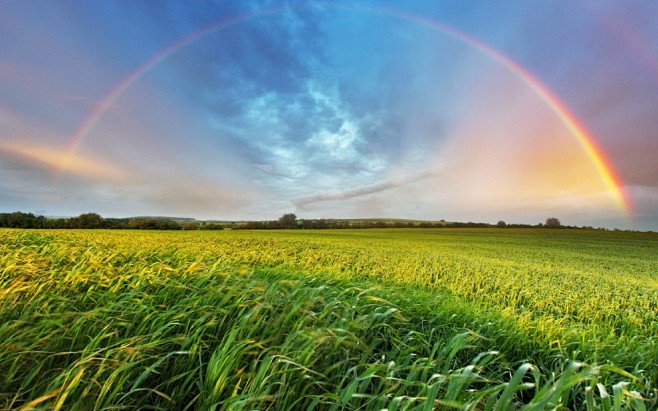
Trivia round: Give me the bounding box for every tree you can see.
[78,212,103,229]
[129,218,181,230]
[278,213,297,229]
[200,223,224,230]
[0,212,44,228]
[496,220,507,228]
[545,217,561,228]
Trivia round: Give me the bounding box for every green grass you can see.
[1,228,656,409]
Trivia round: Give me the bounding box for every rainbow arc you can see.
[58,3,632,217]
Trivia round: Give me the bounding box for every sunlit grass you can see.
[1,228,656,409]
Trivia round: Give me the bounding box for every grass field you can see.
[1,228,657,409]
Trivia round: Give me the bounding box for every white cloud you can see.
[306,119,360,160]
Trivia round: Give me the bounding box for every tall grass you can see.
[1,228,656,409]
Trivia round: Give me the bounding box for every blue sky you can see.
[1,1,657,229]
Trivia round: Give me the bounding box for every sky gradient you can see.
[1,1,657,230]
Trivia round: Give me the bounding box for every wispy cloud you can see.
[294,168,442,207]
[0,142,129,181]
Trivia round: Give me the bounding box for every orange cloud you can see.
[0,141,129,181]
[428,72,623,215]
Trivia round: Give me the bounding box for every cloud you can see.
[294,168,441,207]
[0,139,256,219]
[0,141,129,181]
[173,4,325,107]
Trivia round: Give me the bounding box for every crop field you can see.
[1,228,657,410]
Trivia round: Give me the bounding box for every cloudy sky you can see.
[1,1,657,229]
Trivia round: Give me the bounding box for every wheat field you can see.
[1,228,656,409]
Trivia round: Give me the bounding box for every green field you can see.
[1,228,657,409]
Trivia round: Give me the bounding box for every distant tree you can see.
[497,220,507,228]
[129,218,181,230]
[278,213,298,229]
[129,218,155,230]
[182,222,198,230]
[78,212,103,229]
[101,218,129,229]
[67,217,80,229]
[0,212,44,228]
[200,223,224,230]
[44,218,67,229]
[545,217,561,228]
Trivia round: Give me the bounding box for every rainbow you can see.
[59,2,632,215]
[381,7,632,216]
[60,9,279,168]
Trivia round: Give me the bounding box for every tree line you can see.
[227,215,578,230]
[0,212,186,230]
[0,212,602,231]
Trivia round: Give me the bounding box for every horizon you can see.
[2,1,657,230]
[4,209,655,232]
